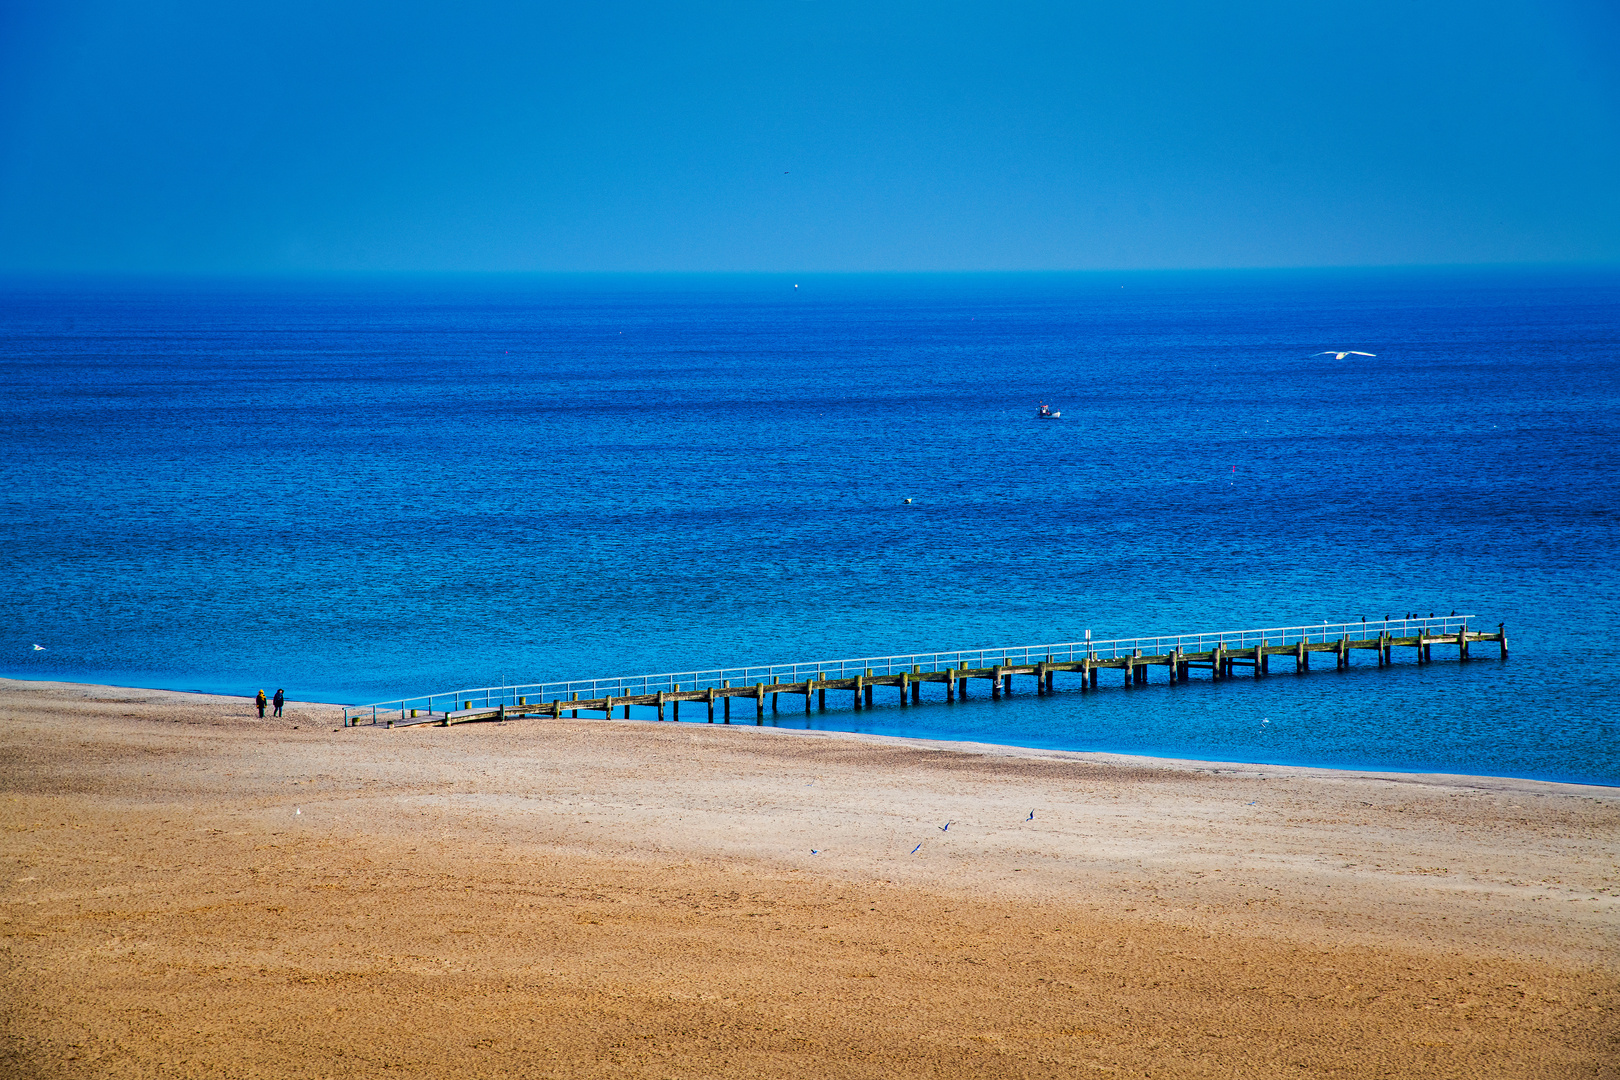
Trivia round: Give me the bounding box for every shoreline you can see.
[5,674,1615,793]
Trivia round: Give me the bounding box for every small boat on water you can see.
[1036,402,1061,419]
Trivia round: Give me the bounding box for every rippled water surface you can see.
[2,269,1616,783]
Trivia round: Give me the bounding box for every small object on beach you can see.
[1026,810,1035,821]
[911,843,922,854]
[1247,801,1257,806]
[31,644,44,651]
[810,849,819,855]
[295,807,301,815]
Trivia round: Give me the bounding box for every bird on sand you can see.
[1312,350,1376,359]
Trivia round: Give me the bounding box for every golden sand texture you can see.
[1,678,1616,1078]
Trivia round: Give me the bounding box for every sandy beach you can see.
[1,677,1615,1078]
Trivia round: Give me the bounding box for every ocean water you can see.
[2,269,1616,785]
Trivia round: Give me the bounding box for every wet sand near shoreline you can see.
[2,678,1616,1078]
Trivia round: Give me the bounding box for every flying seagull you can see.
[1026,810,1035,821]
[939,821,952,832]
[911,843,923,854]
[1312,350,1377,359]
[32,644,45,651]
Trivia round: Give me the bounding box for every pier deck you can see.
[344,616,1505,729]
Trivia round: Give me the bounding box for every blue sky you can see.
[1,0,1616,272]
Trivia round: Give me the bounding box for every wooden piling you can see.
[900,671,910,705]
[1499,624,1509,659]
[913,665,923,701]
[991,665,1002,697]
[723,681,731,723]
[854,674,864,710]
[818,671,826,709]
[864,669,874,707]
[707,687,715,723]
[657,691,666,721]
[946,668,956,701]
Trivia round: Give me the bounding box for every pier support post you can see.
[657,691,666,721]
[900,672,910,705]
[1134,649,1144,684]
[805,679,813,712]
[571,691,580,718]
[992,666,1002,698]
[913,666,923,701]
[1258,641,1267,676]
[758,683,766,722]
[707,688,715,723]
[865,669,875,707]
[1295,642,1305,673]
[1499,624,1508,659]
[818,672,826,709]
[1212,644,1223,680]
[723,681,731,723]
[946,668,956,701]
[1458,624,1468,662]
[853,675,863,710]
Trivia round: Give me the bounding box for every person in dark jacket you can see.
[272,689,285,717]
[255,690,267,718]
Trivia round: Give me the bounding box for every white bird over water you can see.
[31,644,45,651]
[1312,350,1377,359]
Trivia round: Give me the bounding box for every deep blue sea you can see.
[2,269,1616,784]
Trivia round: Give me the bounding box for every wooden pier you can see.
[343,616,1506,729]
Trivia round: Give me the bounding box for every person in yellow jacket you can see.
[255,689,267,718]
